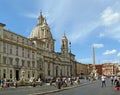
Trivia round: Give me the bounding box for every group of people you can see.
[101,75,120,90]
[111,75,120,90]
[51,76,81,89]
[0,78,18,88]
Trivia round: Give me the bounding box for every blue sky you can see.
[1,0,120,64]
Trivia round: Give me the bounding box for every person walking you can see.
[110,76,114,85]
[101,75,106,88]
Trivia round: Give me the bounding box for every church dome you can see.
[30,25,42,38]
[30,12,52,40]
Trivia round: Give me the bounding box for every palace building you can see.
[0,12,76,81]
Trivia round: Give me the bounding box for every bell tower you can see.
[61,33,68,54]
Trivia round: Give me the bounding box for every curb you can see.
[29,81,98,95]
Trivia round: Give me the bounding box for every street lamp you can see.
[69,42,72,76]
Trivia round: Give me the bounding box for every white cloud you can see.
[92,43,104,48]
[117,52,120,57]
[101,7,120,26]
[20,1,120,49]
[103,49,117,55]
[100,3,120,41]
[101,60,118,63]
[22,13,38,18]
[98,33,105,37]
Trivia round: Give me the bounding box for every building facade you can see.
[102,63,115,76]
[76,62,88,76]
[0,12,76,81]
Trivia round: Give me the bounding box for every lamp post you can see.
[69,42,72,76]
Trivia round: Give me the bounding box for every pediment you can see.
[54,56,61,62]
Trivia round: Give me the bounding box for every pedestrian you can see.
[114,76,117,85]
[110,76,114,85]
[101,75,106,88]
[57,78,61,89]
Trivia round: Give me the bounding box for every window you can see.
[3,56,7,64]
[32,51,34,59]
[3,43,6,53]
[56,66,58,77]
[27,40,28,45]
[16,58,19,66]
[28,71,30,78]
[28,50,30,58]
[16,46,18,49]
[32,71,34,77]
[10,46,12,54]
[28,53,30,58]
[10,70,12,79]
[16,46,18,56]
[22,52,24,57]
[37,61,42,70]
[22,60,25,66]
[48,63,50,76]
[22,39,24,44]
[32,61,35,68]
[11,35,13,40]
[9,58,13,65]
[48,63,50,69]
[3,69,6,78]
[27,61,30,67]
[16,50,18,56]
[47,43,49,48]
[17,37,19,42]
[0,69,1,79]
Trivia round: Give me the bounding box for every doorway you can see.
[16,70,19,80]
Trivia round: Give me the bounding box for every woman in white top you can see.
[101,75,106,87]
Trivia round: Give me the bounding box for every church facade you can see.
[0,12,76,81]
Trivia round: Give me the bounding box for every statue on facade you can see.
[18,70,26,86]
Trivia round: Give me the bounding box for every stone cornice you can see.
[0,38,37,51]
